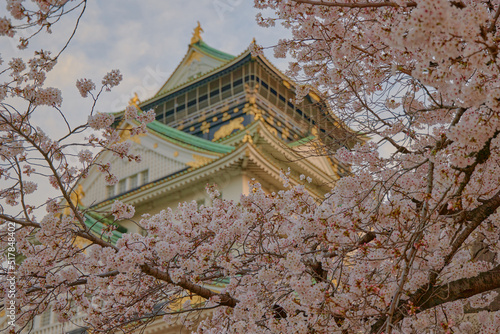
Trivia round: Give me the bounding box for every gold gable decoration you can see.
[119,124,145,144]
[186,51,204,65]
[186,154,214,168]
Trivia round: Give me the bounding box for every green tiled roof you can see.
[288,135,316,147]
[147,120,234,154]
[193,41,235,61]
[84,213,123,245]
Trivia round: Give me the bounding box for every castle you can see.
[21,23,352,334]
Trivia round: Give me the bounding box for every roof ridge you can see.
[194,41,235,61]
[146,120,234,154]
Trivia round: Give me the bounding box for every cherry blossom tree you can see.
[3,0,500,333]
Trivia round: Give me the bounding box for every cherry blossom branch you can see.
[371,189,500,333]
[371,265,500,333]
[488,4,500,32]
[291,0,417,8]
[139,264,239,308]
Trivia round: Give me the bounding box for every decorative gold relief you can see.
[220,105,229,112]
[311,126,319,137]
[186,154,213,168]
[119,124,144,144]
[283,80,292,89]
[189,126,195,132]
[201,121,211,134]
[265,123,278,136]
[198,114,206,122]
[267,117,274,126]
[277,121,282,127]
[245,83,259,105]
[233,108,239,113]
[213,117,245,141]
[245,105,263,120]
[174,151,179,157]
[177,124,184,131]
[212,116,218,122]
[153,143,158,149]
[243,131,253,143]
[282,127,290,140]
[222,112,231,121]
[186,51,203,65]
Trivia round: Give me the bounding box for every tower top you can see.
[190,21,204,45]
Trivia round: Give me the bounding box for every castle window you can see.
[118,179,127,194]
[210,88,220,97]
[40,307,51,327]
[165,109,175,123]
[108,170,150,198]
[129,174,138,189]
[233,78,243,87]
[141,170,149,184]
[106,185,115,198]
[155,113,164,122]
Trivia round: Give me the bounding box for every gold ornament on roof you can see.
[119,124,144,144]
[243,131,253,143]
[265,123,278,137]
[213,117,245,141]
[201,121,211,134]
[190,21,204,45]
[282,127,290,140]
[129,92,141,108]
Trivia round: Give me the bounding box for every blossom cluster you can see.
[76,78,96,98]
[101,69,122,91]
[111,200,135,220]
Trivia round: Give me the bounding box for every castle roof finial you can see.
[190,21,204,45]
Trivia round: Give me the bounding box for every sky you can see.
[2,0,290,134]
